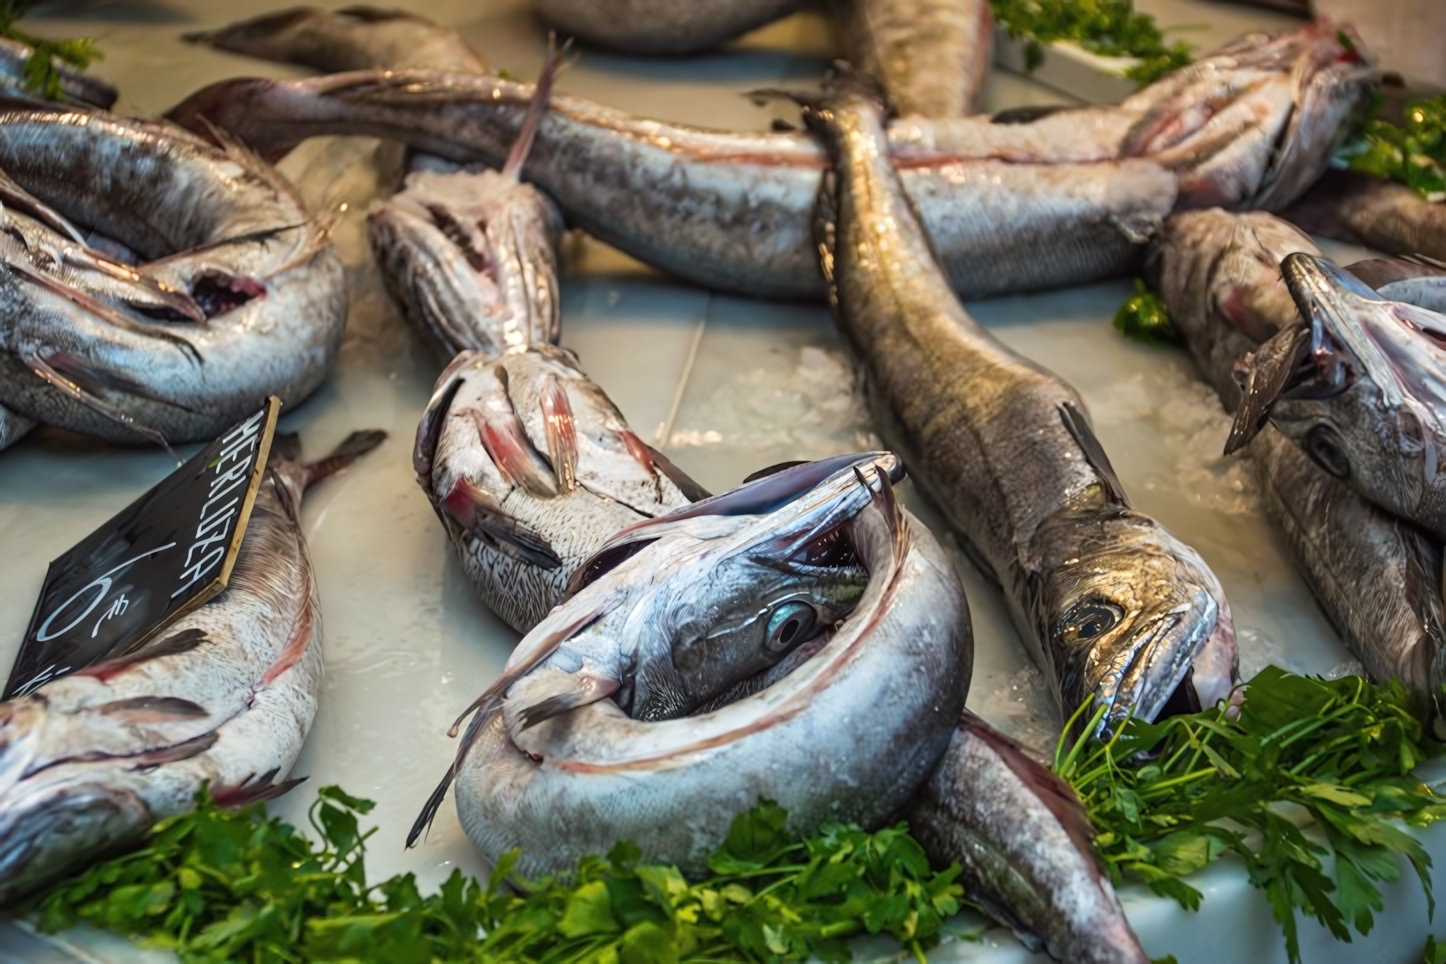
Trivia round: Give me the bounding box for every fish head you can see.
[367,167,563,360]
[1125,19,1375,211]
[1244,253,1446,530]
[1036,512,1233,732]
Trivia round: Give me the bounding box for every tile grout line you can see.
[654,294,709,448]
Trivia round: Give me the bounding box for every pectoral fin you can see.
[505,668,620,737]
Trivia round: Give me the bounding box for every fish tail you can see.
[302,430,388,490]
[501,33,573,179]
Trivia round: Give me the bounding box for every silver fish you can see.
[833,0,992,118]
[1285,168,1446,263]
[532,0,800,55]
[1153,208,1446,710]
[414,346,706,634]
[1228,253,1446,542]
[0,37,116,109]
[368,42,565,360]
[808,81,1236,731]
[164,21,1368,301]
[0,100,346,450]
[906,713,1146,964]
[0,428,384,904]
[410,453,971,878]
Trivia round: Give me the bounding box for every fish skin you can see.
[1153,208,1446,709]
[432,454,970,878]
[1284,168,1446,263]
[0,404,31,449]
[164,20,1368,301]
[0,102,345,449]
[809,82,1235,731]
[0,429,384,904]
[0,37,116,110]
[183,5,491,74]
[416,346,699,633]
[907,712,1146,964]
[833,0,992,118]
[532,0,800,55]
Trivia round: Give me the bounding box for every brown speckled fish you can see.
[0,429,383,904]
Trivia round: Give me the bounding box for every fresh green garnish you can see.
[32,789,969,963]
[1427,934,1446,964]
[989,0,1194,86]
[1056,666,1446,964]
[1113,278,1180,344]
[1344,92,1446,202]
[0,1,101,102]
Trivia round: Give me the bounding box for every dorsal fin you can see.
[1058,402,1128,506]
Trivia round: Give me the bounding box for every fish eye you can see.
[1059,602,1123,646]
[1306,424,1350,479]
[764,601,818,657]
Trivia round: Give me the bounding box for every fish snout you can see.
[1089,588,1220,732]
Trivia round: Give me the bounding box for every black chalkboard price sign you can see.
[6,398,282,699]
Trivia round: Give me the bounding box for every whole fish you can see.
[369,42,565,359]
[184,5,490,74]
[0,36,116,109]
[0,100,346,450]
[1152,208,1446,709]
[807,80,1236,731]
[165,21,1369,301]
[0,428,384,903]
[1227,252,1446,542]
[531,0,800,54]
[414,346,705,633]
[1285,169,1446,263]
[833,0,992,118]
[410,453,972,880]
[907,713,1146,964]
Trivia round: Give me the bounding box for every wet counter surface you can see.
[0,1,1438,961]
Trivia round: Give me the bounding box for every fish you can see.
[164,20,1369,302]
[1226,252,1446,542]
[0,428,384,904]
[368,40,566,360]
[906,712,1146,964]
[0,99,346,450]
[184,5,491,74]
[1284,168,1446,263]
[833,0,992,118]
[414,346,707,634]
[0,404,31,449]
[806,78,1236,732]
[1152,208,1446,711]
[409,452,972,880]
[0,36,116,109]
[531,0,801,55]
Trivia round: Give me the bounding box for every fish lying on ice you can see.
[803,76,1236,732]
[165,21,1370,302]
[1152,208,1446,711]
[833,0,992,118]
[410,452,971,878]
[413,346,705,633]
[1226,251,1446,542]
[1285,168,1446,264]
[0,427,384,903]
[0,99,346,450]
[531,0,800,55]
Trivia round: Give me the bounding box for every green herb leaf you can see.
[1113,278,1181,344]
[989,0,1194,88]
[0,2,102,102]
[1342,92,1446,201]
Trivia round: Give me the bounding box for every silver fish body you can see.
[0,102,345,449]
[532,0,800,54]
[0,429,383,904]
[0,36,117,109]
[418,453,970,877]
[1153,208,1446,708]
[164,21,1368,301]
[1285,168,1446,263]
[834,0,993,118]
[414,347,704,634]
[811,84,1236,731]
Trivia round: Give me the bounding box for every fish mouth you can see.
[1089,589,1220,731]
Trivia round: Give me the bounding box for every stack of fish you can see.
[0,1,1435,960]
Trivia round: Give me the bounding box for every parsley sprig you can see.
[1344,92,1446,202]
[989,0,1194,86]
[1113,278,1180,345]
[0,1,101,102]
[1056,666,1446,964]
[32,789,967,963]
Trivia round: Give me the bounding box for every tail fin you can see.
[303,429,387,489]
[501,34,573,179]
